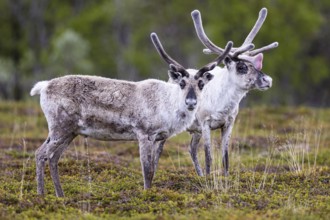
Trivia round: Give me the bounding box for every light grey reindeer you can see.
[30,32,232,197]
[186,8,279,176]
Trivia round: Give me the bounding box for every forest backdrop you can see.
[0,0,329,106]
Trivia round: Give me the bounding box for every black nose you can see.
[185,87,197,111]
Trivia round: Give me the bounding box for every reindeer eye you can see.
[179,80,186,89]
[236,61,248,74]
[198,80,204,90]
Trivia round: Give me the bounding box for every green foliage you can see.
[47,29,94,76]
[0,0,329,103]
[0,57,14,82]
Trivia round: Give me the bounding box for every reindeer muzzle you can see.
[257,71,272,90]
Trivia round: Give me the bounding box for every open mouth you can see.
[187,106,195,111]
[258,85,271,91]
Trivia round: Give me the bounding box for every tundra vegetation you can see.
[0,101,329,219]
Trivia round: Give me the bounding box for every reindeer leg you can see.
[48,134,76,197]
[138,135,155,189]
[189,132,203,176]
[154,140,166,174]
[202,126,212,175]
[221,119,235,176]
[35,138,49,195]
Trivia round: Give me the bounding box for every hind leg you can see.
[48,134,76,197]
[35,139,49,195]
[154,140,166,174]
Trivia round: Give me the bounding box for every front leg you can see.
[221,118,235,176]
[138,135,156,189]
[202,125,212,175]
[189,132,203,176]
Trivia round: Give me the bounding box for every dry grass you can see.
[0,101,329,219]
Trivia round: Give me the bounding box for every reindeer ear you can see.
[224,57,232,65]
[169,64,178,72]
[207,62,217,71]
[203,72,214,82]
[238,53,263,71]
[202,72,214,82]
[254,53,263,70]
[247,53,263,70]
[168,70,182,83]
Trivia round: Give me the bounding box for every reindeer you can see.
[30,32,232,197]
[185,8,279,176]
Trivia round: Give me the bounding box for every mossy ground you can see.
[0,101,329,219]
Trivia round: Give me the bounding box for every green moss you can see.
[0,102,329,219]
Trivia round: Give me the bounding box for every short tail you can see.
[30,81,49,96]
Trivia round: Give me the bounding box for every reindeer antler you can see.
[191,8,278,58]
[150,32,189,77]
[194,41,233,79]
[243,8,267,46]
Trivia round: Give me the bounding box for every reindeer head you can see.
[191,8,278,91]
[150,33,232,110]
[224,54,273,91]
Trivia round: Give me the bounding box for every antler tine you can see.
[242,7,267,46]
[214,41,233,64]
[232,43,255,57]
[202,48,215,55]
[150,32,186,72]
[192,10,254,57]
[249,42,279,56]
[191,10,225,55]
[192,8,277,64]
[195,41,233,79]
[203,42,255,58]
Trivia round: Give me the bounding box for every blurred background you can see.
[0,0,329,106]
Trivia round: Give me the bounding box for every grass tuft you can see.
[0,102,329,219]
